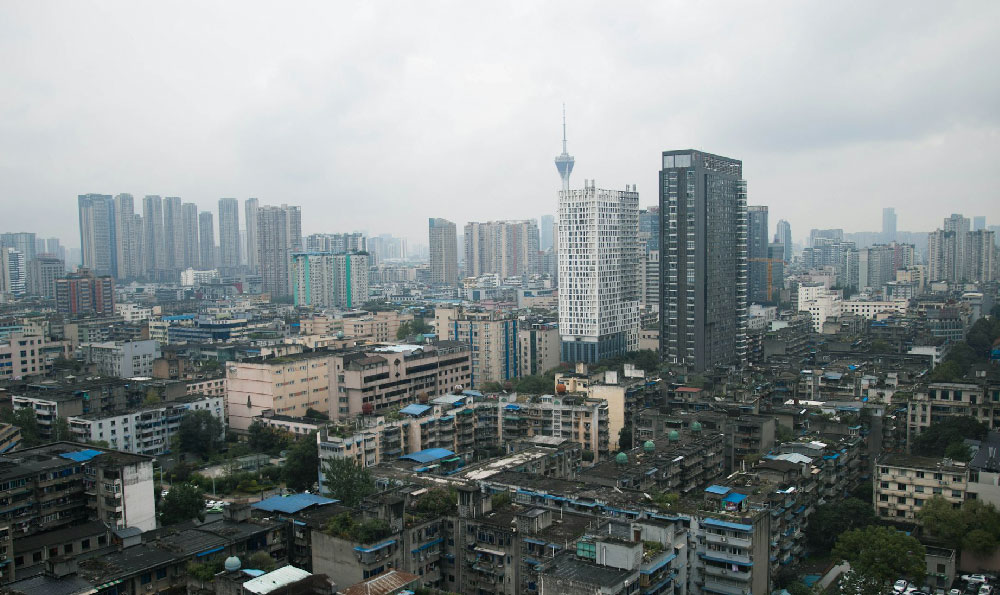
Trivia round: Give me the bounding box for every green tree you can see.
[248,551,277,572]
[52,416,72,441]
[944,441,972,462]
[247,421,292,456]
[321,457,375,507]
[618,426,633,450]
[929,360,963,383]
[775,424,795,443]
[806,497,877,554]
[178,410,224,458]
[911,416,986,458]
[832,526,925,593]
[515,375,552,394]
[630,350,660,373]
[304,408,329,421]
[160,483,205,525]
[283,432,320,492]
[919,496,1000,553]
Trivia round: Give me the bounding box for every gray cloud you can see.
[1,0,998,247]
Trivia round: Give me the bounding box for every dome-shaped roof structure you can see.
[556,384,567,394]
[615,452,628,465]
[691,421,702,432]
[224,556,241,572]
[643,440,655,453]
[668,430,680,442]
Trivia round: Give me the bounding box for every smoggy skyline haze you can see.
[1,1,998,246]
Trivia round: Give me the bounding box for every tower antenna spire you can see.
[562,104,567,153]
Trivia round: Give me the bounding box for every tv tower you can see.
[554,105,575,193]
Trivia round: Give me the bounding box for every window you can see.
[141,573,151,584]
[156,569,167,580]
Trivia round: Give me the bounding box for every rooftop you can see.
[540,552,636,588]
[242,565,313,595]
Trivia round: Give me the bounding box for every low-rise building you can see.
[875,453,969,523]
[67,394,225,456]
[78,339,161,378]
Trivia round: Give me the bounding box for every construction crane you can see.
[748,257,784,302]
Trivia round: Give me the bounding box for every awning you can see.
[475,546,506,557]
[354,540,396,553]
[641,553,677,575]
[699,552,752,567]
[196,546,225,557]
[411,537,442,553]
[523,538,547,546]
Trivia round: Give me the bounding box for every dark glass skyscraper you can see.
[747,205,769,304]
[659,150,747,372]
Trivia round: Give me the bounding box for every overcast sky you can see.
[1,1,998,248]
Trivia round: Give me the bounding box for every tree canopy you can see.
[919,496,1000,554]
[396,318,434,339]
[160,483,205,525]
[247,421,292,456]
[832,526,925,594]
[177,410,224,458]
[321,457,375,507]
[806,497,877,554]
[282,431,320,492]
[911,416,986,458]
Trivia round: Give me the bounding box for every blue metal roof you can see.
[59,449,103,462]
[353,540,396,553]
[703,518,752,532]
[505,404,521,410]
[722,493,748,504]
[399,448,455,463]
[400,404,432,416]
[252,493,338,514]
[704,485,731,495]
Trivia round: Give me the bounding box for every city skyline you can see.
[1,3,997,247]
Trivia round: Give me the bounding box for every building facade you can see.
[428,218,458,286]
[659,150,748,371]
[558,181,640,363]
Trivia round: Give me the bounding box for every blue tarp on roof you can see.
[252,493,338,514]
[505,404,521,410]
[59,449,103,462]
[399,448,455,463]
[400,404,432,416]
[242,569,267,577]
[722,493,748,504]
[705,485,731,495]
[163,314,196,321]
[703,518,752,532]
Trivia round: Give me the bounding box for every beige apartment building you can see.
[226,351,335,431]
[329,342,471,420]
[907,383,1000,442]
[435,307,518,387]
[226,343,472,429]
[517,322,560,376]
[875,453,969,523]
[299,310,413,342]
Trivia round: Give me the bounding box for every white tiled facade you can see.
[558,182,640,363]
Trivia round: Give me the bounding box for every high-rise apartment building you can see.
[332,252,369,308]
[943,213,970,281]
[436,306,519,387]
[968,229,996,283]
[29,255,64,298]
[112,194,140,280]
[747,205,769,304]
[305,232,366,254]
[638,206,660,254]
[974,216,986,231]
[775,219,792,263]
[162,196,183,271]
[291,252,335,308]
[218,197,241,271]
[244,198,259,271]
[540,214,555,251]
[256,204,302,297]
[0,248,26,296]
[198,211,215,268]
[78,194,116,277]
[141,195,164,277]
[428,218,458,286]
[55,270,115,315]
[558,181,640,363]
[659,150,748,371]
[928,230,956,283]
[181,202,200,269]
[464,220,539,278]
[882,207,897,243]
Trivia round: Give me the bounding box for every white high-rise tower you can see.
[554,105,575,193]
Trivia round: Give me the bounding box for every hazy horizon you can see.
[2,1,998,248]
